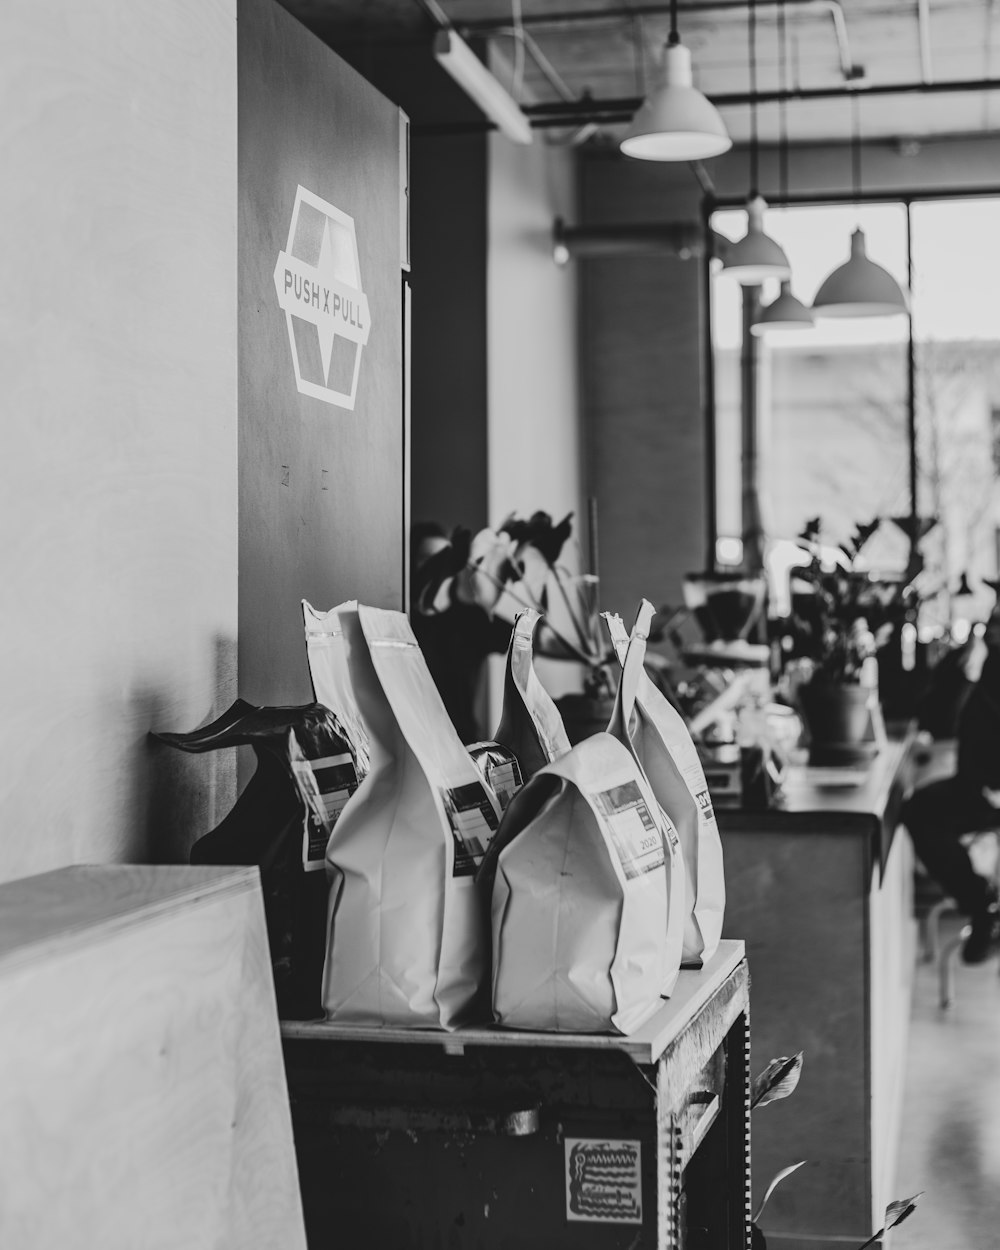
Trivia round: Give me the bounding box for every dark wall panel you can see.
[238,0,403,706]
[409,133,489,537]
[580,152,708,614]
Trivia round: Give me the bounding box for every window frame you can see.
[703,185,1000,569]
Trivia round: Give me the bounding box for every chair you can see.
[910,737,956,964]
[932,830,1000,1009]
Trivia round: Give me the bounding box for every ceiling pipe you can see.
[490,27,577,102]
[460,0,862,82]
[809,0,860,81]
[917,0,934,84]
[520,74,1000,127]
[553,218,730,261]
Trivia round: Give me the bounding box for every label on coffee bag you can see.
[443,781,501,877]
[312,752,359,818]
[298,751,359,871]
[658,807,682,854]
[694,787,716,823]
[683,762,717,824]
[593,781,665,880]
[486,758,523,811]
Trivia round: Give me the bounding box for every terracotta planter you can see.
[798,679,879,766]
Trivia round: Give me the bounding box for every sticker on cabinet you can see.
[272,185,371,410]
[565,1138,642,1224]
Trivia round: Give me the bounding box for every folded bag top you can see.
[493,608,572,781]
[302,598,372,780]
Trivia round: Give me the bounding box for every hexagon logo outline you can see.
[272,185,372,410]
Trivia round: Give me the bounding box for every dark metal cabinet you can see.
[720,739,916,1248]
[282,940,750,1249]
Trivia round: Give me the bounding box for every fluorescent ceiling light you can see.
[433,29,533,146]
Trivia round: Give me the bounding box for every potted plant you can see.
[778,518,914,764]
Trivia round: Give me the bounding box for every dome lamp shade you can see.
[812,228,909,318]
[750,281,815,334]
[620,40,732,161]
[720,195,792,285]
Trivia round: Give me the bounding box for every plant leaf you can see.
[852,1194,925,1250]
[886,1193,923,1229]
[753,1161,806,1222]
[751,1052,804,1110]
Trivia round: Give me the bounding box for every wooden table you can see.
[719,738,917,1250]
[281,939,750,1249]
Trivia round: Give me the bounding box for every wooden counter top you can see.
[718,736,916,873]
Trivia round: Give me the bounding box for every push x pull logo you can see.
[272,185,371,410]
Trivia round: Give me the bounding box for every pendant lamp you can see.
[721,0,791,285]
[752,280,814,332]
[751,2,812,333]
[812,95,909,318]
[620,0,731,161]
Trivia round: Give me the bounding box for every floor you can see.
[892,913,1000,1250]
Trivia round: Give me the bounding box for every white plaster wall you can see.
[0,0,239,881]
[487,137,582,530]
[487,136,585,703]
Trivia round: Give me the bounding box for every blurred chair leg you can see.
[939,926,971,1010]
[918,914,932,963]
[925,898,956,965]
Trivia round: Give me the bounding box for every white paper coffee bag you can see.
[319,604,503,1030]
[605,616,688,991]
[604,601,726,965]
[490,736,671,1035]
[490,628,679,1035]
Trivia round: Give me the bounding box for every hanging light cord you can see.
[851,90,862,200]
[668,0,679,46]
[749,0,759,197]
[632,12,647,97]
[510,0,525,100]
[778,0,788,203]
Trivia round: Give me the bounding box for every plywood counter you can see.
[0,864,306,1250]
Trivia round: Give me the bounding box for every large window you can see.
[910,198,1000,628]
[711,195,1000,632]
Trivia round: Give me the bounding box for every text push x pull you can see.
[272,185,372,410]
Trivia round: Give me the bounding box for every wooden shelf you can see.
[283,941,750,1248]
[281,938,745,1065]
